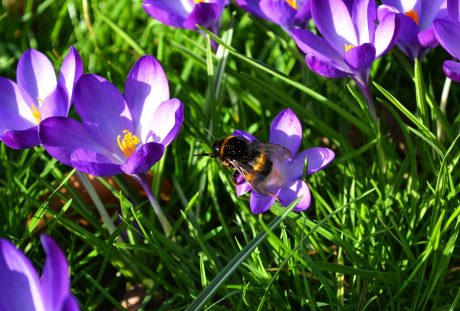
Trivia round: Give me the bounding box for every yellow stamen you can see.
[405,9,419,25]
[31,104,41,123]
[194,0,206,3]
[117,130,140,157]
[286,0,297,9]
[344,44,354,53]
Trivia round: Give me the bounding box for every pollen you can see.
[31,104,41,123]
[286,0,297,9]
[344,44,354,53]
[117,129,140,158]
[405,9,419,25]
[194,0,206,3]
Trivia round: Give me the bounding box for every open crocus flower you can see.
[142,0,227,31]
[233,108,334,214]
[0,47,82,149]
[434,0,460,81]
[291,0,399,93]
[235,0,311,32]
[379,0,446,60]
[39,55,184,177]
[0,235,79,311]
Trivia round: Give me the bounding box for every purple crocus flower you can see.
[142,0,227,31]
[39,55,184,177]
[0,235,79,311]
[233,108,334,214]
[0,47,82,149]
[379,0,446,60]
[434,0,460,81]
[235,0,312,31]
[291,0,399,105]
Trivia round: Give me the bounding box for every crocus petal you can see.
[0,108,35,134]
[62,295,80,311]
[236,180,252,196]
[143,98,184,146]
[343,43,376,71]
[39,85,69,120]
[374,12,399,58]
[418,26,438,48]
[74,74,133,145]
[294,0,312,26]
[448,0,460,22]
[120,142,165,175]
[39,117,116,167]
[419,0,445,30]
[442,60,460,82]
[305,55,351,78]
[232,130,258,141]
[270,108,302,155]
[58,46,83,107]
[352,0,376,44]
[286,147,335,180]
[17,49,57,107]
[291,28,347,68]
[184,2,225,29]
[235,0,265,19]
[259,0,297,30]
[249,191,276,214]
[142,0,190,28]
[71,148,123,176]
[312,0,358,52]
[0,77,32,120]
[40,235,70,311]
[0,126,40,149]
[278,179,311,211]
[434,19,460,59]
[0,239,45,311]
[124,55,170,128]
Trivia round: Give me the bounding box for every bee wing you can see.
[227,159,269,195]
[256,142,292,162]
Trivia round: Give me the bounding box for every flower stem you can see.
[133,174,172,236]
[354,76,377,122]
[437,77,452,140]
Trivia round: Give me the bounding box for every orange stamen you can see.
[405,10,419,25]
[286,0,297,9]
[117,130,140,157]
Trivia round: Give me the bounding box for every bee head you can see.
[210,140,224,158]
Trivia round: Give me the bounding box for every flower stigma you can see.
[194,0,207,3]
[405,10,419,25]
[117,129,140,157]
[31,98,43,123]
[344,44,354,52]
[286,0,297,9]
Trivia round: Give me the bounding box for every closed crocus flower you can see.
[234,108,334,214]
[0,47,82,149]
[0,235,79,311]
[379,0,446,59]
[434,0,460,81]
[39,55,184,177]
[142,0,227,31]
[235,0,311,31]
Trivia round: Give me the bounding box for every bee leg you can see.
[232,171,241,185]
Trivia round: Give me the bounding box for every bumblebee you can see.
[206,135,292,195]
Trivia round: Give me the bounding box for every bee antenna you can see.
[204,128,216,141]
[194,152,212,157]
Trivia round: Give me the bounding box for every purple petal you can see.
[235,0,265,19]
[232,130,258,141]
[40,235,69,311]
[39,85,69,120]
[58,46,83,107]
[0,239,44,311]
[443,60,460,82]
[374,12,400,58]
[294,0,312,26]
[74,74,132,145]
[17,49,57,108]
[142,0,189,28]
[448,0,460,22]
[183,2,225,29]
[0,108,36,134]
[305,54,351,78]
[143,98,184,146]
[418,25,438,48]
[62,295,80,311]
[236,179,252,196]
[39,117,116,167]
[419,0,445,30]
[249,191,276,214]
[124,55,170,128]
[434,18,460,59]
[278,179,311,211]
[343,43,376,71]
[352,0,376,44]
[0,77,31,119]
[120,142,165,175]
[259,0,297,30]
[1,126,40,149]
[269,108,302,155]
[286,147,335,180]
[71,148,123,176]
[312,0,357,52]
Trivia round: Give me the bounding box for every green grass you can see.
[1,0,460,310]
